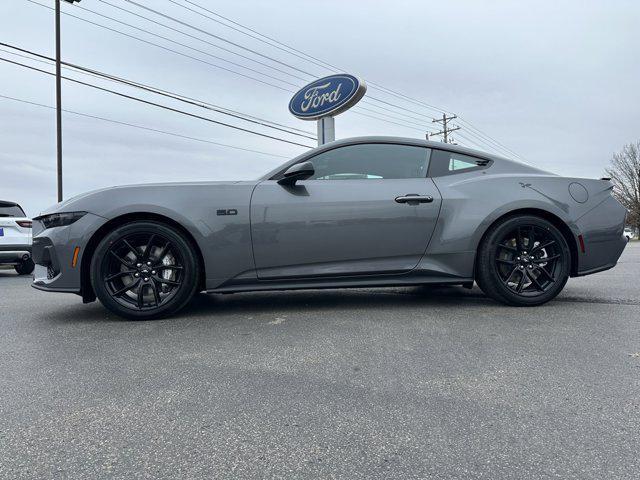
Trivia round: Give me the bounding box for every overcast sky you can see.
[1,0,638,216]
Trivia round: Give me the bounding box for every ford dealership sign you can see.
[289,74,367,120]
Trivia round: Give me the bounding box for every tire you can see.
[90,221,200,320]
[476,215,570,306]
[14,258,35,275]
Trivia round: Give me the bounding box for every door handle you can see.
[394,194,434,204]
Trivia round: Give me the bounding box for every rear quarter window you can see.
[428,150,492,177]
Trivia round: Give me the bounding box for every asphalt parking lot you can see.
[1,243,639,479]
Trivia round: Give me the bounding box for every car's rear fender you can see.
[426,173,623,278]
[573,193,627,275]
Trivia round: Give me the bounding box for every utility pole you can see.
[55,0,81,203]
[55,0,63,202]
[430,114,460,144]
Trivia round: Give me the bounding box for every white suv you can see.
[0,201,34,275]
[624,228,636,241]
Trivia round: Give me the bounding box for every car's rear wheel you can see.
[476,215,570,306]
[90,221,200,320]
[14,258,34,275]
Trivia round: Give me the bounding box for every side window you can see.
[449,155,478,171]
[429,149,492,177]
[305,144,431,180]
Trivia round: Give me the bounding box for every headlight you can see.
[36,211,87,229]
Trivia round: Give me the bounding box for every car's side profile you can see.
[31,137,628,319]
[0,200,33,275]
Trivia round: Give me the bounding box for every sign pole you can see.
[317,117,335,146]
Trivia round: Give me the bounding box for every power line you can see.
[456,118,526,161]
[350,110,427,133]
[1,42,434,140]
[0,58,481,157]
[454,132,495,153]
[0,56,314,148]
[1,49,515,159]
[172,0,528,160]
[29,0,446,135]
[124,0,318,79]
[353,106,436,131]
[0,44,315,138]
[168,0,332,75]
[366,94,441,124]
[93,0,445,130]
[27,0,526,154]
[367,82,448,115]
[356,100,440,127]
[450,128,522,160]
[0,42,316,140]
[104,0,443,130]
[25,0,295,92]
[0,93,290,158]
[169,0,447,115]
[68,0,303,88]
[149,2,451,128]
[173,0,444,120]
[0,52,504,158]
[365,85,527,160]
[96,0,310,83]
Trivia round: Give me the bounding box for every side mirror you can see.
[278,161,314,186]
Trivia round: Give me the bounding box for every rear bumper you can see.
[574,260,619,277]
[574,196,628,276]
[0,244,31,264]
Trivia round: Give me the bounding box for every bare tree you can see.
[606,141,640,234]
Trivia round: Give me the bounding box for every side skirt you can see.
[207,274,474,294]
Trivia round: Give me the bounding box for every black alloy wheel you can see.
[495,225,563,295]
[91,221,199,320]
[476,215,570,306]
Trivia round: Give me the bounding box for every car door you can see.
[250,142,442,279]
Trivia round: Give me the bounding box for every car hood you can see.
[38,181,258,217]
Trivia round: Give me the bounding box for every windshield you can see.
[0,203,26,217]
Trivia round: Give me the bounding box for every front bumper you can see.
[31,213,107,293]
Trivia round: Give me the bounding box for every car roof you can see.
[261,135,543,179]
[0,200,21,207]
[326,136,511,160]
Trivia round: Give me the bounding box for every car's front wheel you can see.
[476,215,571,306]
[90,221,200,320]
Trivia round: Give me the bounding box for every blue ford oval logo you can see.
[289,74,367,120]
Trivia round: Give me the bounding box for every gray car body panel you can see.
[31,136,628,296]
[250,177,443,279]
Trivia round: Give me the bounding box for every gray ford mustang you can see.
[32,136,628,319]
